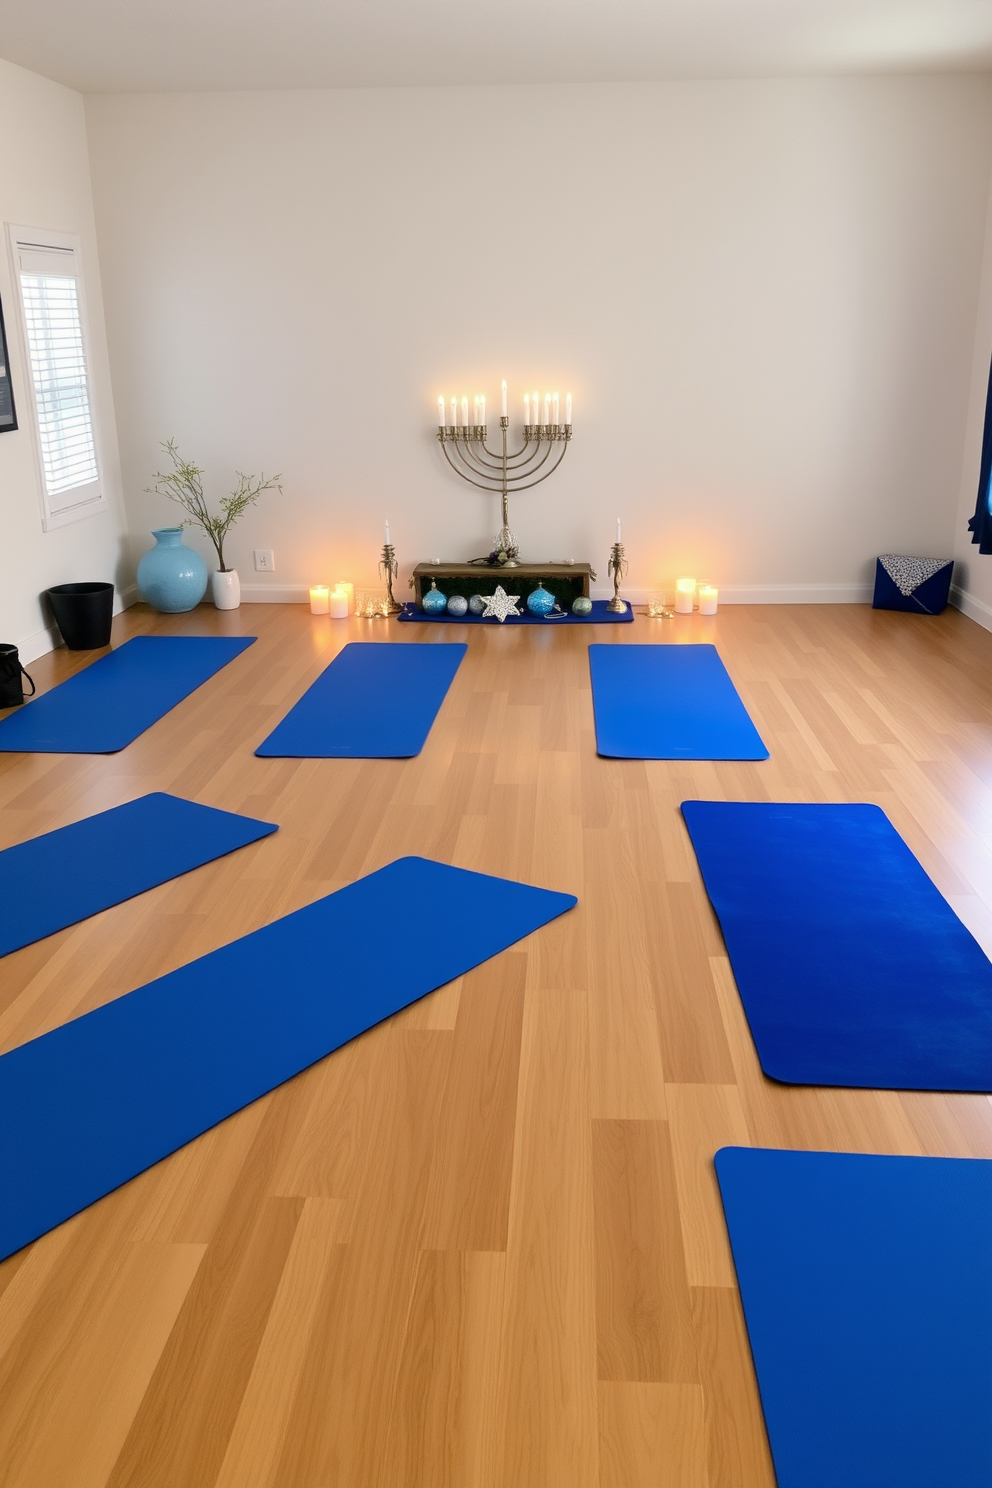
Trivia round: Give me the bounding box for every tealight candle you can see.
[698,584,719,615]
[333,580,355,611]
[309,585,329,615]
[675,577,696,614]
[329,587,349,619]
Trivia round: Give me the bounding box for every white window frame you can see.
[6,223,107,531]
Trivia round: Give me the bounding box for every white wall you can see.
[0,57,127,661]
[84,78,992,602]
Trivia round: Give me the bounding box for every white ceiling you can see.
[1,0,991,93]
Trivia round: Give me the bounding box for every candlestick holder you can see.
[607,541,628,612]
[437,413,572,565]
[378,542,402,614]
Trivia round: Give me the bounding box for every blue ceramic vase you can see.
[527,582,556,616]
[136,528,208,613]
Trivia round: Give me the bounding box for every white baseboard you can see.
[16,586,140,665]
[238,583,312,603]
[949,584,992,632]
[240,580,875,606]
[591,581,875,605]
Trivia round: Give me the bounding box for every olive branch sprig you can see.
[146,439,282,572]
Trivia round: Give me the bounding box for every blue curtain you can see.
[968,352,992,553]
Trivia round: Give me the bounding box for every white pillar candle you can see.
[384,519,390,544]
[524,393,531,424]
[309,585,329,615]
[461,395,469,428]
[333,580,355,611]
[616,517,622,543]
[675,577,696,614]
[480,394,485,425]
[552,392,559,424]
[501,379,508,417]
[698,585,719,615]
[438,395,445,427]
[565,393,572,424]
[329,587,349,619]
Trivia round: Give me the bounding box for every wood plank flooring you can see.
[2,600,992,1486]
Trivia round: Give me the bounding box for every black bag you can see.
[0,644,36,707]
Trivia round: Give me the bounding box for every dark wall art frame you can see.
[0,286,17,434]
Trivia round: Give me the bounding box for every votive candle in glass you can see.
[329,587,350,619]
[675,577,696,614]
[309,585,330,615]
[698,584,718,615]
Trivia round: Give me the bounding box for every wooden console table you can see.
[410,561,596,609]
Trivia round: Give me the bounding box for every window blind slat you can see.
[19,271,98,498]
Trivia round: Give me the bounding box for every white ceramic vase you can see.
[211,569,241,610]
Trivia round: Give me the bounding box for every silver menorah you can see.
[437,413,572,566]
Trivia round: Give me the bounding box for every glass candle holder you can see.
[675,577,696,614]
[309,585,330,615]
[646,591,671,618]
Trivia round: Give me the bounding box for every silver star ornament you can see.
[482,585,522,623]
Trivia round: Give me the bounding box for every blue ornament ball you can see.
[572,596,593,616]
[446,594,468,616]
[468,594,486,615]
[422,582,447,614]
[526,583,557,616]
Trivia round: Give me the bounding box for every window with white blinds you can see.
[7,227,103,526]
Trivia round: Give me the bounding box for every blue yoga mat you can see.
[0,793,277,958]
[682,800,992,1090]
[398,600,634,625]
[0,636,255,754]
[255,642,467,758]
[716,1146,992,1488]
[589,644,768,759]
[0,855,575,1259]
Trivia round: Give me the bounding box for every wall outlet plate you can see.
[254,549,275,572]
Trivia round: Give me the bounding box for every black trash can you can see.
[46,582,115,650]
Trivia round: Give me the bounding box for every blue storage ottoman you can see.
[872,555,953,615]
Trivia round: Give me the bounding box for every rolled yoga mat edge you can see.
[682,799,992,1091]
[0,793,278,958]
[0,855,577,1259]
[255,641,467,758]
[715,1145,992,1488]
[0,635,256,754]
[588,643,769,759]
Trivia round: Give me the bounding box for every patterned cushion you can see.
[872,556,953,615]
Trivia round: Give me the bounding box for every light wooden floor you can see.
[2,600,992,1487]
